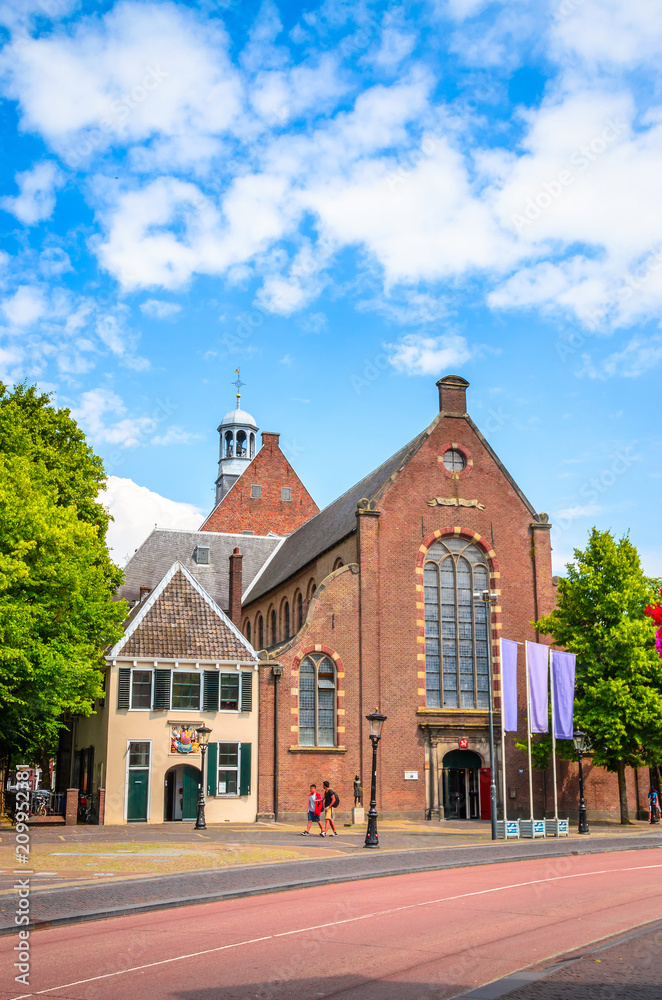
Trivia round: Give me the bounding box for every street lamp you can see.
[194,725,212,831]
[364,709,387,849]
[475,590,498,840]
[573,730,590,835]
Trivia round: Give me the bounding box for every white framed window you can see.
[220,673,240,711]
[250,484,262,499]
[218,742,239,794]
[130,668,153,710]
[171,672,201,710]
[281,487,291,501]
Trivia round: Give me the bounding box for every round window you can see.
[443,448,466,472]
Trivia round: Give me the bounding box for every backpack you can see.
[333,791,340,808]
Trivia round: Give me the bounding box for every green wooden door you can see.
[182,766,200,821]
[127,770,149,822]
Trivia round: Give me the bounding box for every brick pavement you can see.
[1,830,660,934]
[460,919,662,999]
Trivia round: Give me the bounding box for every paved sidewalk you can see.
[459,918,662,998]
[1,829,660,934]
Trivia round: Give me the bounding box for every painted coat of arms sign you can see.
[171,726,200,754]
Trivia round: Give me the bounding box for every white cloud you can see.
[1,161,64,225]
[151,426,201,446]
[386,332,473,375]
[555,503,602,520]
[1,285,47,327]
[71,388,157,448]
[101,475,203,565]
[140,299,182,319]
[581,334,662,379]
[551,0,662,68]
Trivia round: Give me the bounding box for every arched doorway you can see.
[442,749,483,820]
[164,764,201,822]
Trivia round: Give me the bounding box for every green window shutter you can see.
[117,668,131,709]
[240,742,252,796]
[207,741,217,797]
[153,669,171,710]
[203,671,219,712]
[241,671,253,712]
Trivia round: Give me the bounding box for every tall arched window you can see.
[423,538,490,710]
[224,431,234,458]
[256,614,264,649]
[244,620,251,643]
[249,433,255,458]
[296,592,303,630]
[271,609,277,645]
[298,654,336,746]
[283,601,290,639]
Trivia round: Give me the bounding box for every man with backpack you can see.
[322,780,339,836]
[301,784,324,836]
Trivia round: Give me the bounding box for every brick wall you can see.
[201,432,319,537]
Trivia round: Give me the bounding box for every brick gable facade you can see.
[248,376,641,824]
[200,431,319,537]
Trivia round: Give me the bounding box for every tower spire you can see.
[232,367,246,408]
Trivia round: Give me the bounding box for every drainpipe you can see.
[272,664,283,822]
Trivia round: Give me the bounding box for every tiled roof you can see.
[119,567,253,660]
[244,430,428,603]
[118,529,282,609]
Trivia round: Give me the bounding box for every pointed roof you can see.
[110,562,257,661]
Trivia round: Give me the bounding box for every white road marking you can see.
[7,861,662,999]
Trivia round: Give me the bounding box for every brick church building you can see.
[89,375,642,825]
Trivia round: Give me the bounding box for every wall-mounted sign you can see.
[458,737,469,750]
[427,497,485,510]
[170,726,200,755]
[404,771,418,780]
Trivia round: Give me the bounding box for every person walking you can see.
[322,780,339,836]
[648,786,660,823]
[302,784,324,835]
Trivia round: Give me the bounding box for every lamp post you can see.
[573,730,590,835]
[364,709,387,849]
[475,590,498,840]
[194,725,212,831]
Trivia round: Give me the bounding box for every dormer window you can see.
[194,545,210,565]
[250,484,261,499]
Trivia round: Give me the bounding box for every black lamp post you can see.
[573,730,590,835]
[364,709,387,849]
[194,725,212,831]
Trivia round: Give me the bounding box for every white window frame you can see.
[281,487,291,501]
[171,670,202,712]
[250,484,261,499]
[124,738,152,821]
[130,667,153,711]
[219,672,241,713]
[216,740,241,797]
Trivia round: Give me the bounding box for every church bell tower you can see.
[214,370,259,504]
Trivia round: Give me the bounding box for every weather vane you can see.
[232,367,245,406]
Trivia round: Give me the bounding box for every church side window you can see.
[298,654,336,747]
[423,539,490,710]
[256,614,264,649]
[283,601,290,639]
[271,609,277,644]
[296,592,303,630]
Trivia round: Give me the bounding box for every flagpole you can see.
[525,641,534,822]
[549,647,559,822]
[499,639,508,825]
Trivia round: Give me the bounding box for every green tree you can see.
[0,383,126,762]
[536,528,662,824]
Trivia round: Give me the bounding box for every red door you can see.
[479,768,491,820]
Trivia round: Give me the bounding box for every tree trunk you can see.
[617,761,631,824]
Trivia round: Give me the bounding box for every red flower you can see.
[645,604,662,626]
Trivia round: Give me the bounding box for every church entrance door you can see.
[442,749,483,820]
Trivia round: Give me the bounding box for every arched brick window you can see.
[333,557,344,570]
[256,614,264,649]
[295,591,303,630]
[271,608,277,645]
[283,600,290,639]
[423,537,490,710]
[299,654,336,747]
[244,620,251,643]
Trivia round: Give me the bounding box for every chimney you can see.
[228,547,243,626]
[261,431,280,453]
[436,375,469,415]
[139,585,152,603]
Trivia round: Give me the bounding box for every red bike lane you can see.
[2,847,661,1000]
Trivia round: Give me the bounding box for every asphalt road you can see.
[1,847,661,1000]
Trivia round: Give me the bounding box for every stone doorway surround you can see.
[419,717,501,820]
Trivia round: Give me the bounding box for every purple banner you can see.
[551,650,576,740]
[500,639,519,732]
[527,641,549,733]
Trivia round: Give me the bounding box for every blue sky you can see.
[0,0,660,573]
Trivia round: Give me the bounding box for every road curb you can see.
[1,837,660,936]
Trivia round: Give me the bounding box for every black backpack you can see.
[333,791,340,808]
